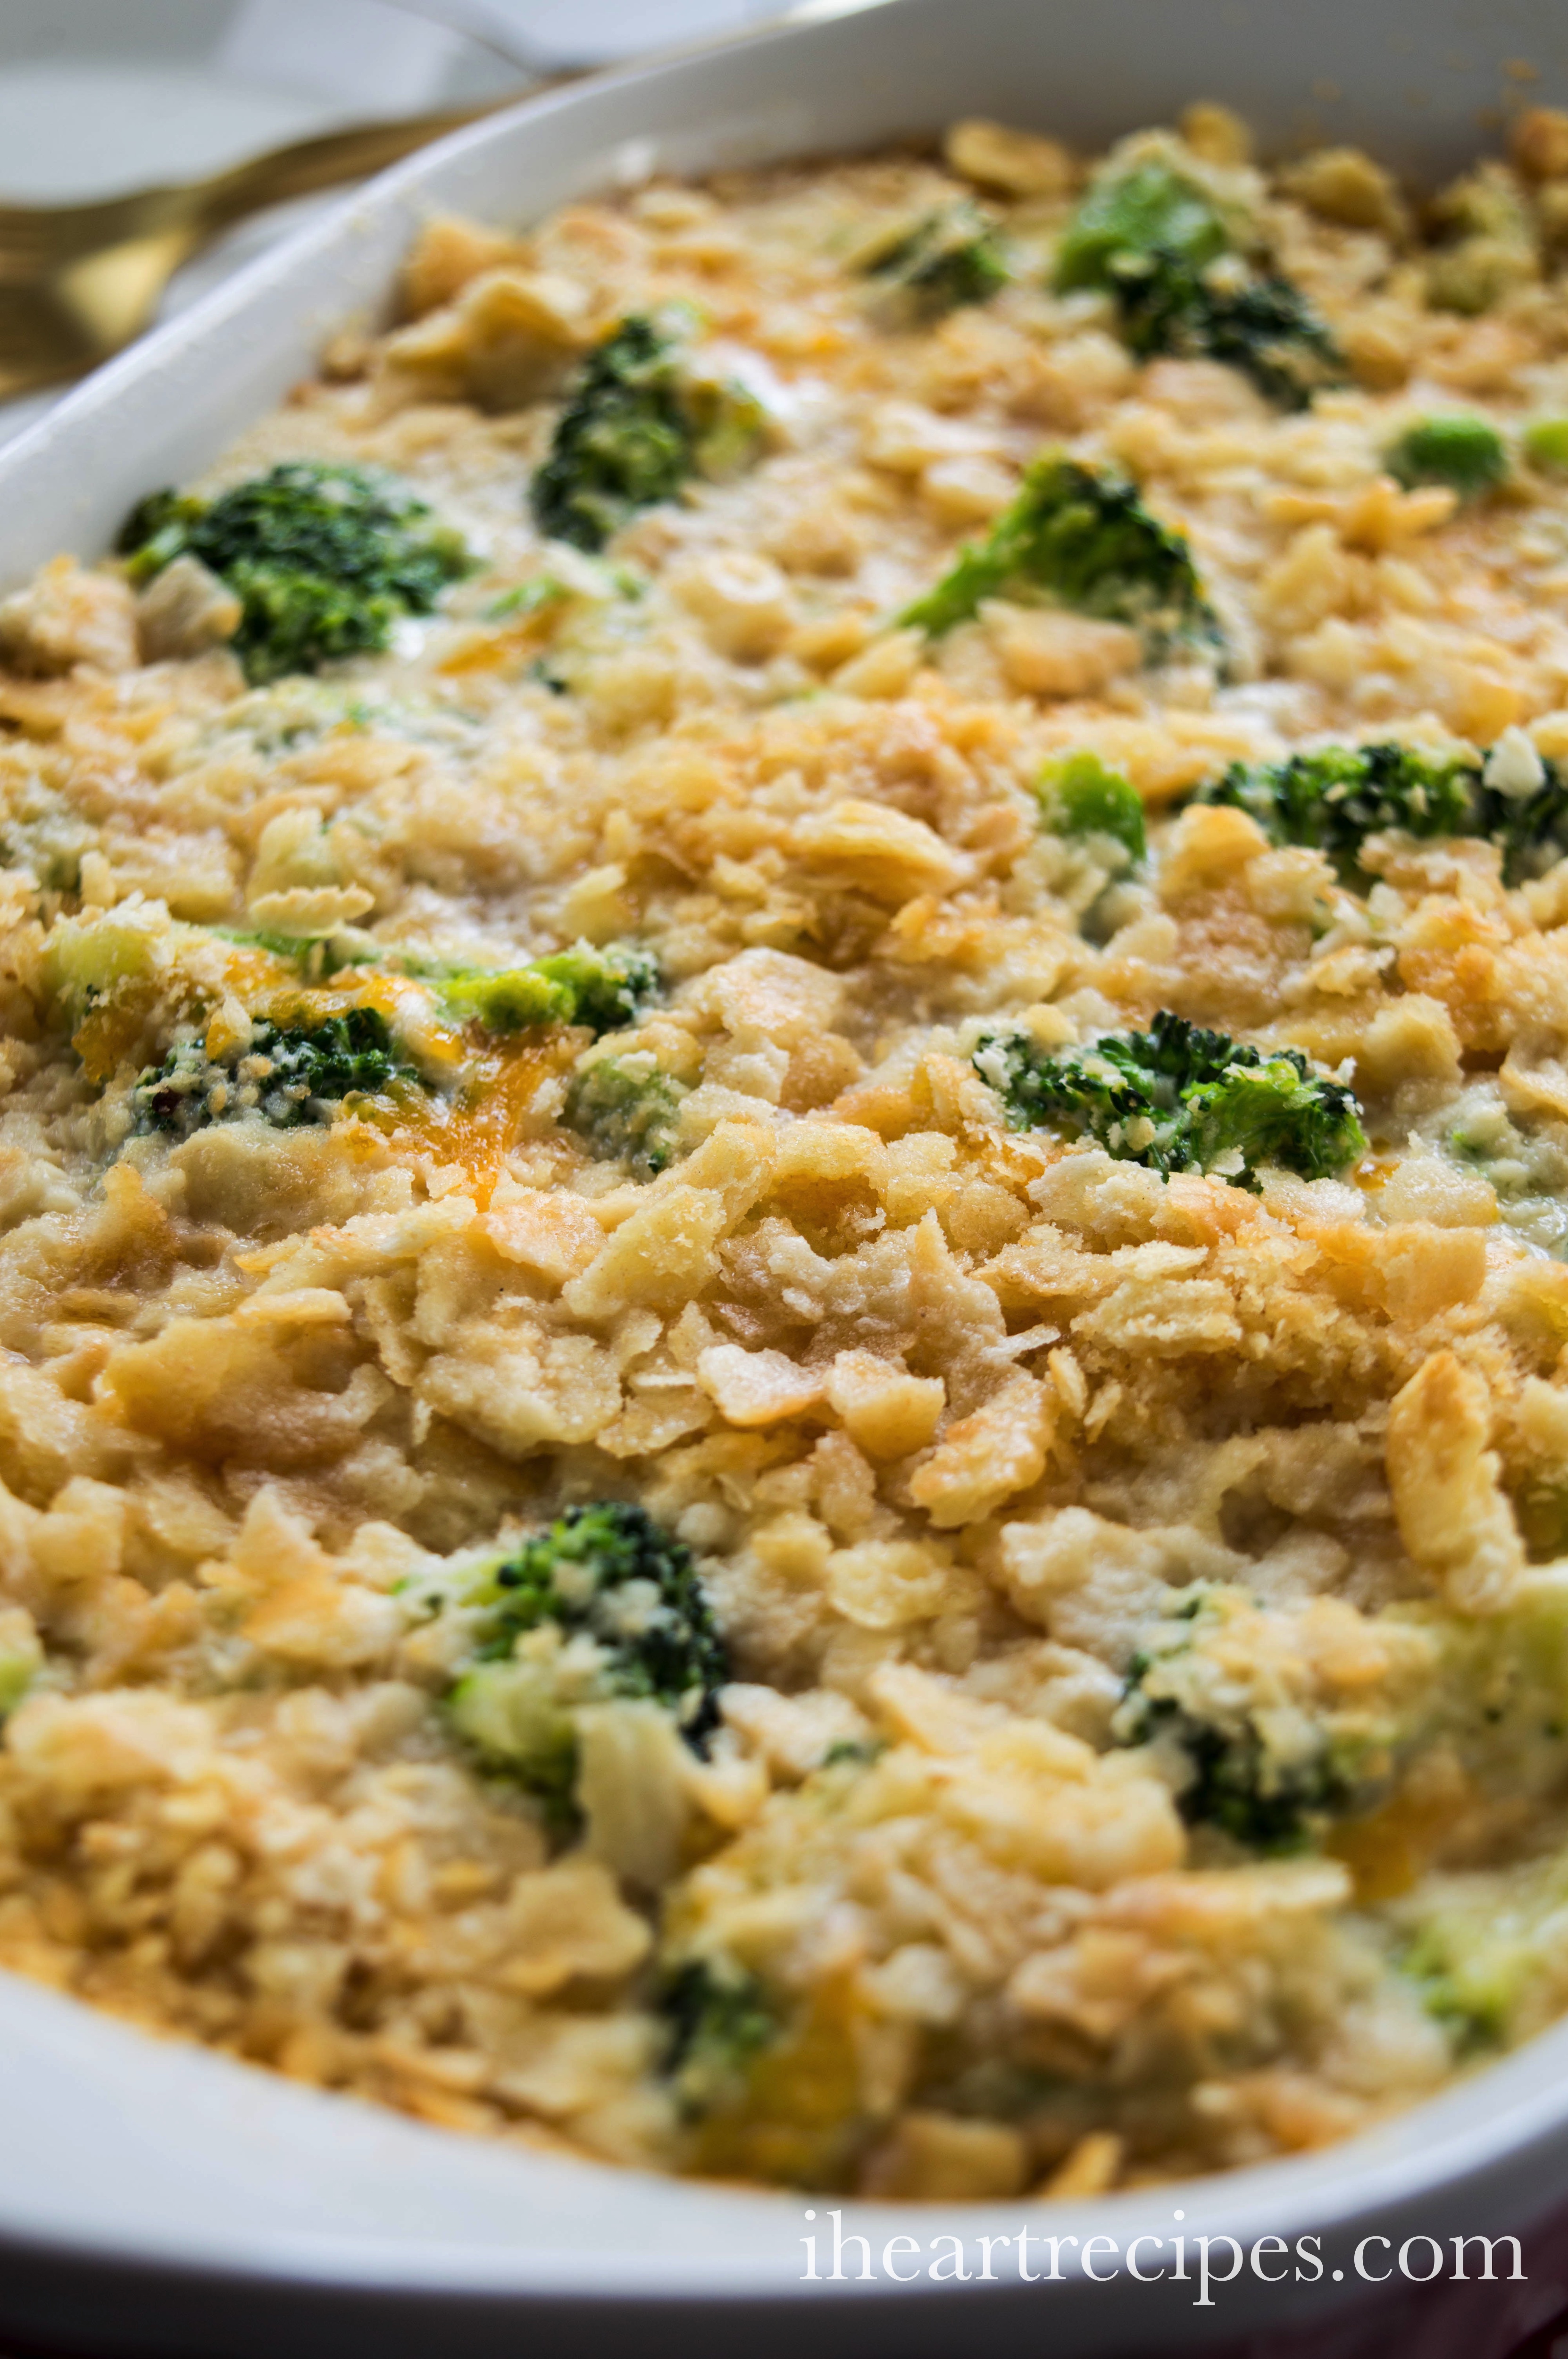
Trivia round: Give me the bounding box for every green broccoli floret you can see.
[900,454,1219,659]
[1054,159,1230,292]
[1197,740,1568,886]
[972,1008,1366,1187]
[469,1505,725,1727]
[438,941,659,1037]
[529,318,775,551]
[1452,761,1568,887]
[118,462,470,684]
[133,1007,415,1140]
[1524,418,1568,475]
[442,1505,728,1807]
[1197,742,1478,864]
[1145,1717,1335,1850]
[684,374,772,483]
[1402,1911,1526,2052]
[658,1957,778,2117]
[1112,1590,1375,1851]
[1385,414,1509,501]
[531,316,695,552]
[1397,1849,1568,2051]
[1116,1665,1351,1851]
[565,1054,686,1177]
[1108,249,1344,411]
[1036,749,1146,864]
[1423,165,1537,316]
[863,200,1009,324]
[1056,156,1341,410]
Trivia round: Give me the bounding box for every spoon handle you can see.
[191,99,522,230]
[0,91,545,275]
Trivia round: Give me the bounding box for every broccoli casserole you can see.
[11,98,1568,2201]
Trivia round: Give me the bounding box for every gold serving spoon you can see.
[0,96,534,402]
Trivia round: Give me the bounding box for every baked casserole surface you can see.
[7,103,1568,2197]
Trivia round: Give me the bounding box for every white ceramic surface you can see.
[0,2,502,201]
[0,0,533,451]
[2,2,1568,2350]
[455,0,801,75]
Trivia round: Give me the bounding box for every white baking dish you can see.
[4,2,1568,2350]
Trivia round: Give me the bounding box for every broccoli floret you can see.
[1525,418,1568,475]
[118,462,470,684]
[1397,1848,1568,2052]
[1423,164,1538,317]
[972,1008,1366,1187]
[1197,743,1478,864]
[449,1650,580,1822]
[900,454,1218,659]
[133,1007,415,1140]
[658,1958,778,2117]
[863,200,1009,324]
[1392,1607,1568,2037]
[1056,156,1341,410]
[1117,1666,1352,1852]
[531,317,695,552]
[1402,1911,1526,2052]
[442,1504,728,1805]
[531,943,660,1033]
[1054,159,1230,293]
[565,1054,686,1177]
[1108,248,1344,411]
[1036,750,1146,865]
[684,374,773,484]
[1149,1718,1339,1850]
[438,941,660,1037]
[472,1504,725,1728]
[1197,740,1568,886]
[1385,414,1509,501]
[1442,757,1568,888]
[1112,1589,1377,1851]
[529,318,775,550]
